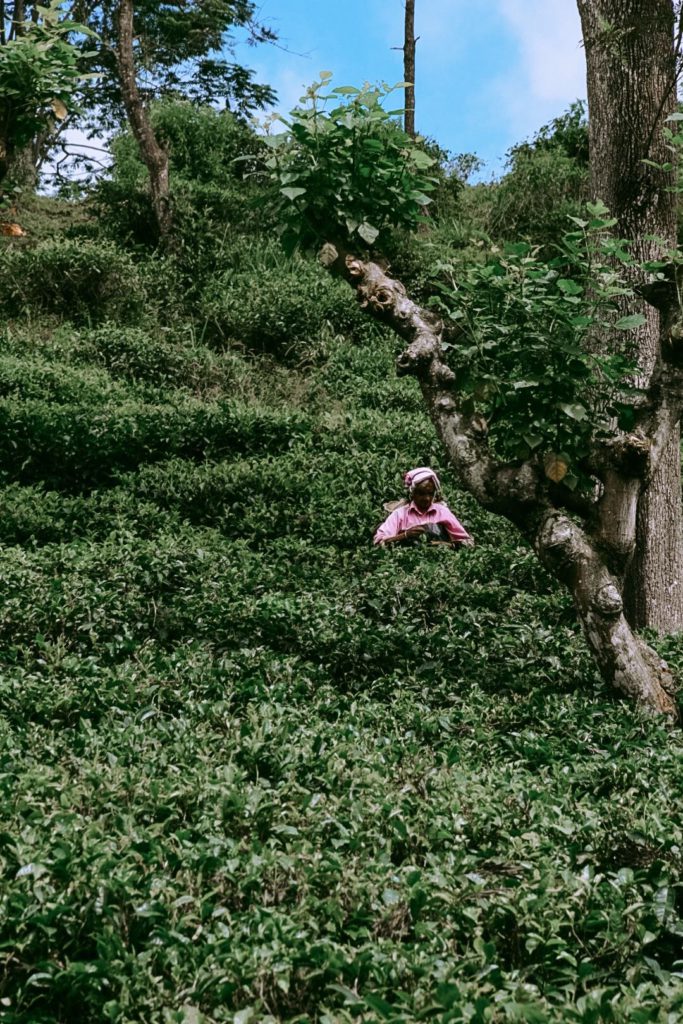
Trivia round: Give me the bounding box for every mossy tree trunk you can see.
[115,0,173,246]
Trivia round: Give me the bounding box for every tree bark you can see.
[403,0,416,138]
[4,141,40,189]
[577,0,683,633]
[115,0,173,246]
[319,243,679,717]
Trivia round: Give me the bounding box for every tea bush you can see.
[0,394,311,488]
[199,253,370,358]
[0,238,147,324]
[1,203,683,1024]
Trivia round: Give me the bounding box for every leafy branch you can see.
[261,72,437,255]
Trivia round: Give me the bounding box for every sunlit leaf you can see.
[544,452,569,482]
[614,313,647,330]
[280,187,306,202]
[50,97,68,119]
[358,221,379,244]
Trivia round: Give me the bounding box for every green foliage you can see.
[0,238,147,323]
[1,140,683,1023]
[264,74,438,253]
[488,103,589,247]
[94,101,274,304]
[198,242,374,357]
[0,0,92,187]
[507,101,589,168]
[74,0,275,138]
[489,149,589,248]
[429,209,639,478]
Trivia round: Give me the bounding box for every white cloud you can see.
[499,0,585,102]
[250,60,314,119]
[492,0,586,145]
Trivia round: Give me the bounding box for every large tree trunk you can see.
[578,0,683,633]
[319,245,679,716]
[115,0,173,245]
[403,0,416,138]
[4,141,40,189]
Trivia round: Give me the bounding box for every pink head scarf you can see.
[403,466,441,495]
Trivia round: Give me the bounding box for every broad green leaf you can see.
[559,402,588,421]
[280,186,306,201]
[615,313,647,330]
[363,994,395,1018]
[358,221,379,244]
[504,241,531,256]
[586,199,610,217]
[410,149,436,169]
[557,279,583,295]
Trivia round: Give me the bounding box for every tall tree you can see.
[403,0,416,138]
[577,0,683,634]
[114,0,172,243]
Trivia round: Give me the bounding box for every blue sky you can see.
[236,0,587,178]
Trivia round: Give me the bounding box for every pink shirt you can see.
[374,501,471,545]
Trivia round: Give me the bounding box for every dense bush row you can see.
[1,112,683,1021]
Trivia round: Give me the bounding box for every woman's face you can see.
[412,479,436,512]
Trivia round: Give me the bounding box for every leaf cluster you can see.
[0,0,92,182]
[430,207,641,484]
[263,73,438,254]
[75,0,275,128]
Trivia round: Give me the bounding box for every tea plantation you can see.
[1,222,683,1024]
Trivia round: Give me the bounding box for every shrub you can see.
[0,396,311,489]
[94,102,272,267]
[199,250,370,358]
[489,148,589,246]
[0,238,147,324]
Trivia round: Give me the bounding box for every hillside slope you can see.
[1,213,683,1023]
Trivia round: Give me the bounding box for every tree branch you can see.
[319,244,544,515]
[318,243,678,715]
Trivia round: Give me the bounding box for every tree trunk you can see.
[5,142,39,189]
[115,0,173,246]
[577,0,683,633]
[403,0,416,138]
[319,244,678,716]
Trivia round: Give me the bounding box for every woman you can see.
[374,467,473,547]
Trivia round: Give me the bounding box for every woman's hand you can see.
[379,526,426,545]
